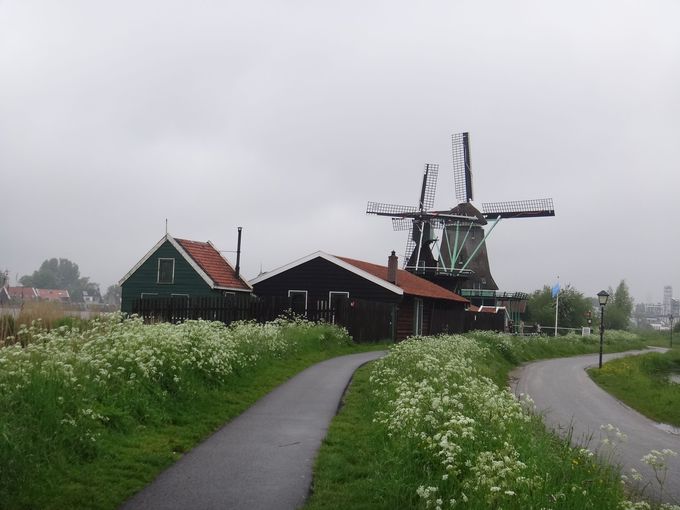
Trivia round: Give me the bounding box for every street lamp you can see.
[597,290,610,369]
[670,314,674,348]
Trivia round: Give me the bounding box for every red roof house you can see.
[250,251,469,340]
[7,287,39,301]
[36,289,70,302]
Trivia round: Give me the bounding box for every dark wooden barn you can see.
[119,234,251,314]
[250,251,469,341]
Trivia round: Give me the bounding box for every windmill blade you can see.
[366,201,418,217]
[392,217,413,231]
[482,198,555,219]
[418,163,439,212]
[404,234,416,269]
[452,132,473,203]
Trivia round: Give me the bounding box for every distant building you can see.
[7,287,39,301]
[36,289,70,303]
[0,286,10,305]
[664,286,673,315]
[637,285,677,328]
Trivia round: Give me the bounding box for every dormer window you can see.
[157,258,175,284]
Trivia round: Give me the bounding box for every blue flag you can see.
[551,282,561,298]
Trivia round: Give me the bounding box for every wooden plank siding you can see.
[396,297,415,340]
[121,241,225,313]
[253,257,470,341]
[252,257,402,306]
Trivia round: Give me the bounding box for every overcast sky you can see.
[1,1,679,304]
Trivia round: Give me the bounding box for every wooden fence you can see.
[131,295,395,343]
[132,295,507,342]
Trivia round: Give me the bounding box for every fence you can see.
[131,295,395,343]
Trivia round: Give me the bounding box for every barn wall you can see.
[121,241,222,313]
[252,257,402,306]
[396,297,414,340]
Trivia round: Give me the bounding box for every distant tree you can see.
[632,303,648,329]
[20,258,98,303]
[603,280,634,330]
[103,285,122,308]
[524,284,592,329]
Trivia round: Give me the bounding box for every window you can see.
[140,292,158,299]
[157,258,175,284]
[288,290,308,315]
[328,291,349,308]
[413,298,424,336]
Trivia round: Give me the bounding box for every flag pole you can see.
[554,292,559,337]
[553,276,560,337]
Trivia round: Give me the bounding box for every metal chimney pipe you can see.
[387,250,398,284]
[235,227,242,278]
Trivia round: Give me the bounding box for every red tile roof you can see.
[7,287,38,300]
[337,256,468,303]
[175,238,250,291]
[36,289,70,301]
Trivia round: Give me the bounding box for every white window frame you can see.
[140,292,158,299]
[288,290,308,313]
[170,293,189,298]
[157,258,175,284]
[328,291,349,306]
[414,298,424,336]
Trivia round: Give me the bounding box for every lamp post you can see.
[597,290,610,369]
[670,314,674,348]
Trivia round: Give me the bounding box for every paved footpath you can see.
[511,348,680,503]
[120,351,386,510]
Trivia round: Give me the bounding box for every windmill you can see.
[366,163,476,277]
[367,132,555,292]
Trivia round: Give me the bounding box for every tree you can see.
[103,285,122,308]
[524,284,592,329]
[603,280,634,331]
[20,258,98,303]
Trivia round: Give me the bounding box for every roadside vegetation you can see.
[0,314,382,510]
[307,331,655,510]
[525,280,634,331]
[589,349,680,427]
[0,301,97,346]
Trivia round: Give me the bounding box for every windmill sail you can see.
[481,198,555,219]
[452,132,473,203]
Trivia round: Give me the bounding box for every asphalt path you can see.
[511,348,680,503]
[120,350,386,510]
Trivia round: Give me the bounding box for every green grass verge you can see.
[15,344,385,510]
[306,331,647,510]
[0,316,386,510]
[589,348,680,427]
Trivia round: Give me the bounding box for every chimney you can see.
[387,250,398,285]
[235,227,242,278]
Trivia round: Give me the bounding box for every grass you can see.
[28,346,383,510]
[0,315,386,510]
[306,331,648,510]
[589,348,680,427]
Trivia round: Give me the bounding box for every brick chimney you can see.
[387,251,398,285]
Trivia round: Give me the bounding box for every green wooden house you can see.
[119,234,251,314]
